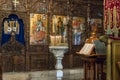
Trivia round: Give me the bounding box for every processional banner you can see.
[104,0,120,37]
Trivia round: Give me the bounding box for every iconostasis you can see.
[30,14,87,46]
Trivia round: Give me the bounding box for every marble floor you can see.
[3,68,84,80]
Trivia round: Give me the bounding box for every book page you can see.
[77,43,95,55]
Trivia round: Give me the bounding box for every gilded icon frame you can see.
[30,13,48,45]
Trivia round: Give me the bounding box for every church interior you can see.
[0,0,120,80]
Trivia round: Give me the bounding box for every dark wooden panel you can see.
[73,54,83,68]
[27,53,48,71]
[0,66,2,80]
[0,55,2,80]
[2,55,13,72]
[13,55,26,72]
[2,54,26,72]
[63,54,73,68]
[48,52,56,70]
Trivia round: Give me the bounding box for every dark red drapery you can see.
[104,0,120,29]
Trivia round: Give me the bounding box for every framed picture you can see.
[72,17,85,45]
[90,18,102,28]
[90,18,102,36]
[30,13,47,45]
[51,15,69,44]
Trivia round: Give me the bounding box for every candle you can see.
[50,35,55,46]
[50,35,63,46]
[53,16,57,33]
[108,8,111,26]
[56,36,59,43]
[55,35,62,44]
[58,35,62,43]
[113,6,117,27]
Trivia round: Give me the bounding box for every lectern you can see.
[79,54,106,80]
[77,32,106,80]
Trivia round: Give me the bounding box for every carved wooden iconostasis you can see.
[0,0,104,72]
[0,0,28,72]
[0,13,27,72]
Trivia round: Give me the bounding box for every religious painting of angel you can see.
[72,17,85,45]
[30,13,47,45]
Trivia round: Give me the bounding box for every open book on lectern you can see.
[76,43,95,55]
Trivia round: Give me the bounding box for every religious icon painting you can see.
[90,18,102,36]
[30,13,48,45]
[90,18,102,28]
[72,17,85,45]
[51,15,68,43]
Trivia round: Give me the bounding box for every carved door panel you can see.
[13,55,26,72]
[28,53,48,71]
[2,55,13,72]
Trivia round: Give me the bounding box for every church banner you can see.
[104,0,120,37]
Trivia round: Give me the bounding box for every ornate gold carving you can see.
[4,20,9,34]
[2,32,24,54]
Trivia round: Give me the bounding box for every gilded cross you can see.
[12,0,19,8]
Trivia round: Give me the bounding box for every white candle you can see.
[55,35,62,44]
[53,16,57,33]
[113,6,117,27]
[58,36,61,43]
[108,8,111,26]
[50,35,56,46]
[56,36,59,43]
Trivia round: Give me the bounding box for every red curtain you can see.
[104,0,120,30]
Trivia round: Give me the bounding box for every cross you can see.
[12,0,19,8]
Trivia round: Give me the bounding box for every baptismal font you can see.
[49,14,69,80]
[49,34,68,80]
[48,1,71,79]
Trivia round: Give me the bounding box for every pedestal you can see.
[49,46,68,80]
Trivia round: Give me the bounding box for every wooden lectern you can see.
[80,54,106,80]
[77,32,106,80]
